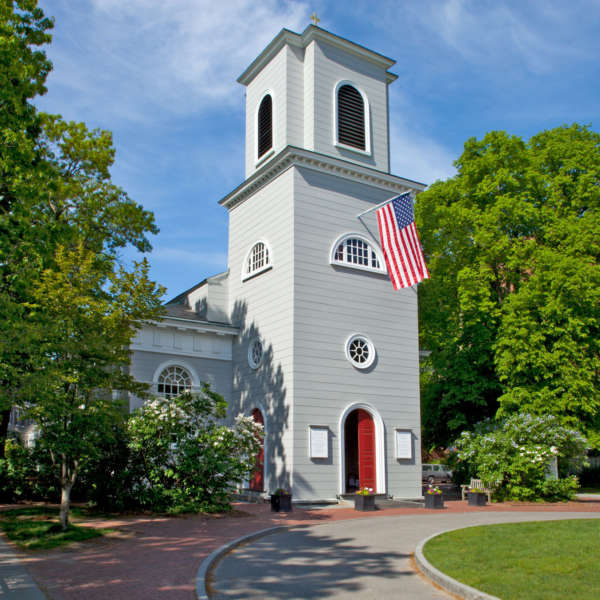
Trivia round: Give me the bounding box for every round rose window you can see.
[345,335,375,369]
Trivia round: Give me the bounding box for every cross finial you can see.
[311,12,320,26]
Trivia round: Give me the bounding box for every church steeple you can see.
[238,25,398,178]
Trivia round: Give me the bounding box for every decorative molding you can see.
[219,145,425,211]
[237,25,397,86]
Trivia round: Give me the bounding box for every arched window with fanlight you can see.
[157,365,192,398]
[335,82,370,153]
[242,240,272,281]
[330,233,385,274]
[257,93,273,160]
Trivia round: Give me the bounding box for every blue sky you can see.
[36,0,600,298]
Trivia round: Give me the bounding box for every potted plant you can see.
[424,485,444,509]
[270,488,292,512]
[467,488,487,506]
[354,487,376,511]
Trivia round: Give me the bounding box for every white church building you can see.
[129,24,425,502]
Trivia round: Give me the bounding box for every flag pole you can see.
[355,190,413,220]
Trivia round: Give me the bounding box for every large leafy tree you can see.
[416,125,600,449]
[1,1,165,528]
[0,0,53,455]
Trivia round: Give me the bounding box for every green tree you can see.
[0,0,53,455]
[416,125,600,448]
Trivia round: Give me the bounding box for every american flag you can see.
[376,192,429,290]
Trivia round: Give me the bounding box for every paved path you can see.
[2,499,599,599]
[0,535,46,599]
[210,511,600,599]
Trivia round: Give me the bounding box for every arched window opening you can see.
[157,365,192,398]
[257,94,273,158]
[331,234,385,273]
[337,84,365,150]
[243,241,272,280]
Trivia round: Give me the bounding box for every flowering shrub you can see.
[128,385,262,512]
[455,414,586,502]
[356,486,374,495]
[426,485,442,495]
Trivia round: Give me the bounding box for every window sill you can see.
[334,141,372,157]
[255,148,275,168]
[242,264,273,282]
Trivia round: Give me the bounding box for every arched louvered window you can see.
[337,84,365,151]
[257,94,273,159]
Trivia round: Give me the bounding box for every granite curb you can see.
[196,525,290,600]
[415,529,500,600]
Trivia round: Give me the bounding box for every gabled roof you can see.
[237,25,398,86]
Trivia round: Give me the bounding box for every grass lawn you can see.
[0,506,109,550]
[423,519,600,600]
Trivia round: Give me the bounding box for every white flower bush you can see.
[455,414,586,501]
[128,385,263,512]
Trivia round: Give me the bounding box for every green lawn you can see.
[0,507,108,550]
[423,519,600,600]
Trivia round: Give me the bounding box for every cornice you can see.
[145,316,239,336]
[237,25,397,86]
[219,146,426,211]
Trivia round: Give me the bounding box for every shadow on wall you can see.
[231,300,292,494]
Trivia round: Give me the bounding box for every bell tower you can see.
[238,25,398,178]
[222,25,424,502]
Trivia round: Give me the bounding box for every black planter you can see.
[270,494,292,512]
[354,494,376,511]
[467,492,487,506]
[424,493,444,509]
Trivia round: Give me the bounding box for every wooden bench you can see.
[461,478,492,503]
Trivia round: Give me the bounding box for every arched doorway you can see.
[249,408,264,491]
[344,409,376,492]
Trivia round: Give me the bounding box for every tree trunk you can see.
[59,482,73,531]
[0,409,10,459]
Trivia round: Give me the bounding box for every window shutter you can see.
[257,95,273,158]
[337,85,365,150]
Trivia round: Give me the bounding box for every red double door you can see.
[357,409,376,491]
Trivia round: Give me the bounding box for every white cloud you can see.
[404,0,584,75]
[42,0,310,122]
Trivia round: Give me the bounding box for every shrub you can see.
[455,414,586,501]
[127,385,262,513]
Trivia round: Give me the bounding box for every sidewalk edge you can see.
[414,530,501,600]
[196,526,289,600]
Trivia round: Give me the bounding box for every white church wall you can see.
[227,168,295,493]
[206,272,230,323]
[291,166,422,501]
[311,39,390,174]
[128,348,233,413]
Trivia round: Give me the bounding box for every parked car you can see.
[422,463,453,483]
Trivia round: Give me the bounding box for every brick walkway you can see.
[8,499,600,600]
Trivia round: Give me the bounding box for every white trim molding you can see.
[332,80,371,156]
[330,232,386,274]
[338,402,386,495]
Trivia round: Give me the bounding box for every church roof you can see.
[237,25,398,86]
